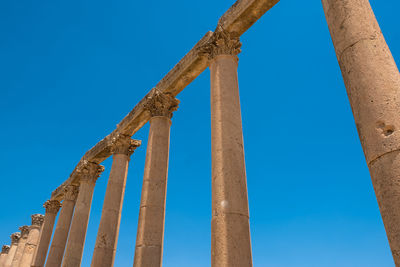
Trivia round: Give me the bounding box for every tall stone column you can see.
[133,90,179,267]
[4,233,20,267]
[321,0,400,264]
[0,245,10,267]
[91,136,141,267]
[45,186,79,267]
[12,226,30,266]
[19,214,44,267]
[31,200,61,267]
[202,26,252,267]
[61,161,104,267]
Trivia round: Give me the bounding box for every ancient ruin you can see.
[1,0,399,266]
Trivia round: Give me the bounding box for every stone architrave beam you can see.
[50,0,281,201]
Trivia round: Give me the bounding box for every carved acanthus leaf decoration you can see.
[64,185,79,201]
[19,226,29,238]
[10,233,20,244]
[199,25,241,60]
[31,214,45,227]
[144,89,179,118]
[76,160,104,184]
[1,245,10,254]
[44,200,61,214]
[110,134,141,156]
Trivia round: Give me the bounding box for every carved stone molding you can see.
[144,89,180,118]
[44,200,61,214]
[200,25,241,60]
[76,160,105,184]
[2,245,10,254]
[10,233,20,244]
[64,185,79,201]
[31,214,45,227]
[110,134,141,156]
[19,226,30,238]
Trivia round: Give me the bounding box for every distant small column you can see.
[4,233,20,267]
[0,245,10,266]
[202,26,252,267]
[12,226,30,267]
[19,214,44,267]
[46,186,79,267]
[61,161,104,267]
[31,200,61,267]
[133,90,179,267]
[91,135,141,267]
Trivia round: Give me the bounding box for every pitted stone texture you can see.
[12,227,29,267]
[0,245,10,267]
[45,196,77,267]
[144,90,179,118]
[4,234,20,267]
[133,116,171,267]
[19,217,43,267]
[44,200,61,214]
[61,163,104,267]
[210,54,252,267]
[322,0,400,265]
[31,204,59,267]
[91,141,139,267]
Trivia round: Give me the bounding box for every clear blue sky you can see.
[1,0,399,266]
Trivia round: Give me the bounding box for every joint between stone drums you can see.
[368,148,400,167]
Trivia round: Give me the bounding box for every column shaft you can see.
[133,116,172,267]
[61,162,103,267]
[4,243,18,267]
[32,200,61,267]
[210,54,252,267]
[12,227,29,267]
[322,0,400,264]
[46,187,78,267]
[19,227,41,267]
[91,135,140,267]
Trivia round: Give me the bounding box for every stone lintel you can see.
[50,0,281,201]
[218,0,280,37]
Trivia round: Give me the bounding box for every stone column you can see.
[91,136,141,267]
[133,90,179,267]
[19,214,44,267]
[12,226,30,266]
[31,200,61,267]
[0,245,10,267]
[321,0,400,264]
[45,186,79,267]
[61,161,104,267]
[202,26,252,267]
[4,233,20,267]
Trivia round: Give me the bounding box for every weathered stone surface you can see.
[11,226,29,267]
[18,214,44,267]
[322,0,400,264]
[133,116,174,267]
[31,200,61,267]
[4,233,20,267]
[0,245,10,267]
[45,186,79,267]
[91,138,140,267]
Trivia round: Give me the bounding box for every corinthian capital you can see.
[144,89,179,118]
[200,25,241,60]
[31,214,45,227]
[44,200,61,214]
[10,233,20,244]
[19,226,29,238]
[110,134,141,156]
[76,160,104,184]
[1,245,10,254]
[64,185,79,201]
